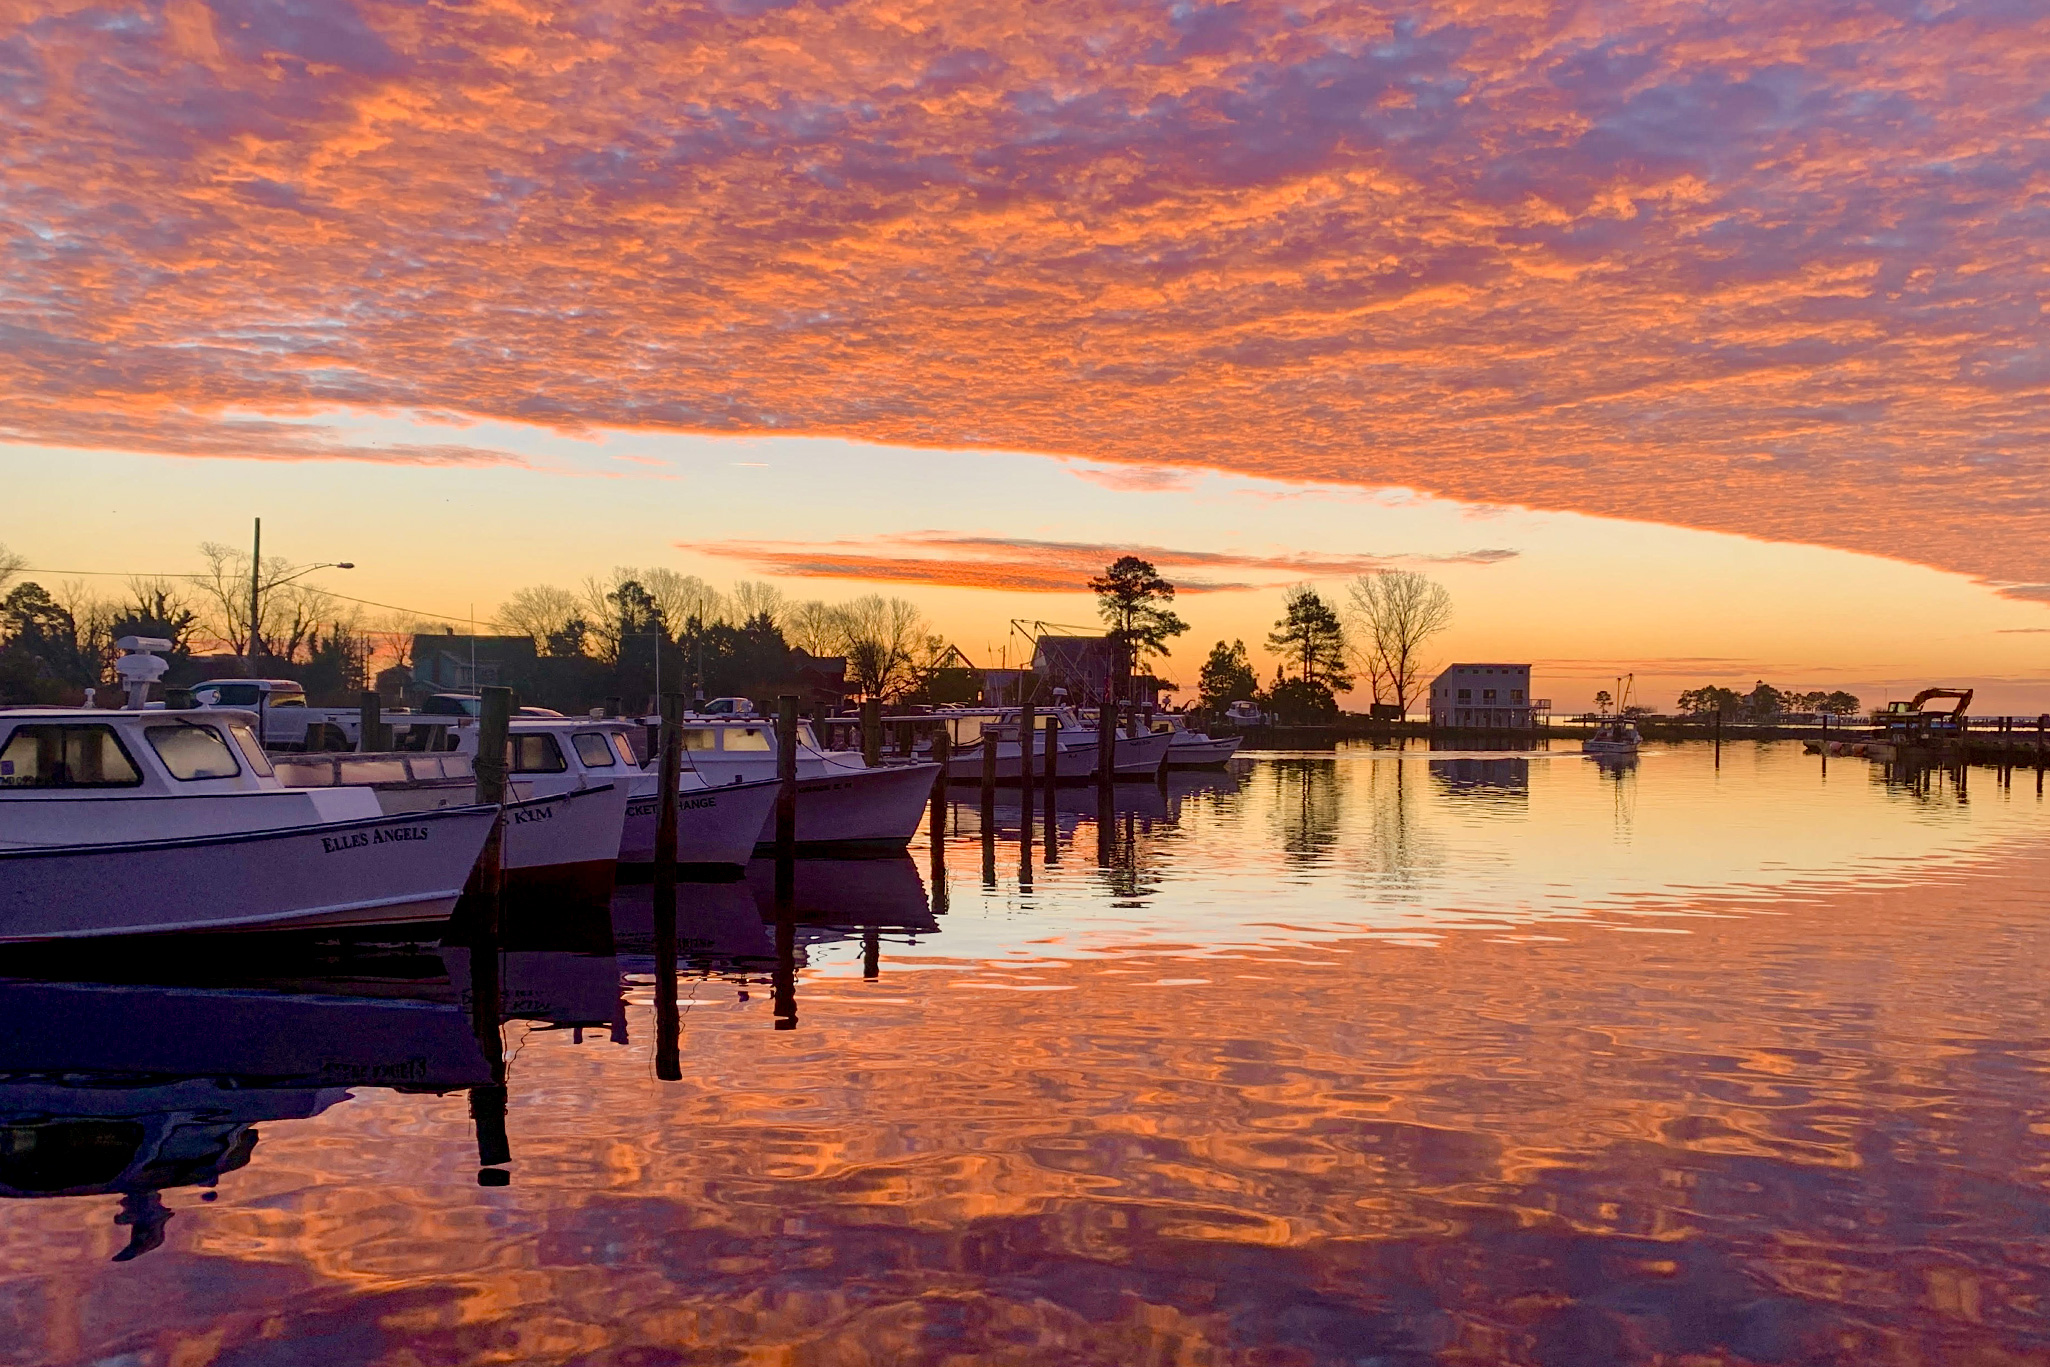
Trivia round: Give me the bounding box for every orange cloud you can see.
[5,1,2050,589]
[688,533,1514,591]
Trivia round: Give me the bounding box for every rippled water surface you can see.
[5,741,2049,1366]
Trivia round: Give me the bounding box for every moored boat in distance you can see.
[648,710,940,855]
[0,707,496,941]
[1150,711,1243,769]
[1582,674,1643,759]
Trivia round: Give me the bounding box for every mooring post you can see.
[862,697,882,768]
[1098,692,1117,796]
[929,731,951,840]
[654,692,684,1083]
[1713,709,1722,768]
[776,693,799,863]
[357,690,384,753]
[1019,699,1036,814]
[472,686,514,940]
[1043,716,1060,861]
[979,720,998,871]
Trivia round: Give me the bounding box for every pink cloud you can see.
[3,0,2049,590]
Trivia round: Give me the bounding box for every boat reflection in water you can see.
[0,966,495,1261]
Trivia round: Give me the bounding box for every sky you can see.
[4,0,2049,710]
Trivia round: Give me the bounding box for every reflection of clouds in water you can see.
[926,741,2050,958]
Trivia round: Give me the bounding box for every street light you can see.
[243,516,354,675]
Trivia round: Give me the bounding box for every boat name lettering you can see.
[322,825,431,854]
[679,796,718,810]
[627,800,657,817]
[512,806,556,825]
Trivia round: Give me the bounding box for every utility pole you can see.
[245,517,261,677]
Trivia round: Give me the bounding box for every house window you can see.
[1456,688,1471,702]
[1482,689,1497,702]
[1511,690,1524,704]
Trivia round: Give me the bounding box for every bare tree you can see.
[836,594,928,700]
[784,599,842,656]
[1346,570,1452,715]
[640,568,725,630]
[497,585,584,650]
[0,542,25,595]
[729,579,786,626]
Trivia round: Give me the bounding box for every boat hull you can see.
[753,761,940,854]
[619,776,782,869]
[0,806,499,943]
[1165,734,1242,768]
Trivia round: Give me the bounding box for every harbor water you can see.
[4,741,2048,1365]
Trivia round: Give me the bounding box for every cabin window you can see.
[611,733,641,767]
[572,733,617,768]
[0,725,143,788]
[147,724,242,781]
[225,723,273,776]
[724,727,772,752]
[508,734,567,773]
[679,728,718,752]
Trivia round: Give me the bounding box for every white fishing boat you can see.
[1150,712,1243,768]
[940,708,1100,782]
[0,707,496,941]
[654,713,940,854]
[277,717,634,903]
[938,706,1174,782]
[1583,675,1643,758]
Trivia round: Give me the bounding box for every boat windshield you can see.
[147,724,242,781]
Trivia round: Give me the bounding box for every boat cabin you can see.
[0,708,278,797]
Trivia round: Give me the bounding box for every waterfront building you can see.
[1428,663,1545,730]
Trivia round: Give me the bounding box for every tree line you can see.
[1189,571,1454,723]
[0,541,956,709]
[1673,682,1862,720]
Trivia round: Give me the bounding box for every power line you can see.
[15,567,476,626]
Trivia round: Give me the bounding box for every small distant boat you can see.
[1583,675,1642,758]
[1150,712,1243,768]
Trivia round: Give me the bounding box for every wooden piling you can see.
[472,685,514,939]
[979,720,997,833]
[1097,695,1117,794]
[929,731,951,840]
[1019,700,1036,808]
[357,690,386,752]
[654,692,683,1083]
[861,697,882,768]
[776,694,800,862]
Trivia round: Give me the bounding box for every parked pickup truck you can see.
[188,679,457,752]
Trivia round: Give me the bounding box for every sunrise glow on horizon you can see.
[5,0,2049,709]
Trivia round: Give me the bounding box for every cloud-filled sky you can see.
[6,0,2050,597]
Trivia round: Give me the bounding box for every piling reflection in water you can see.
[2,742,2049,1365]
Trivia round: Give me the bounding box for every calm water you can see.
[5,741,2049,1366]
